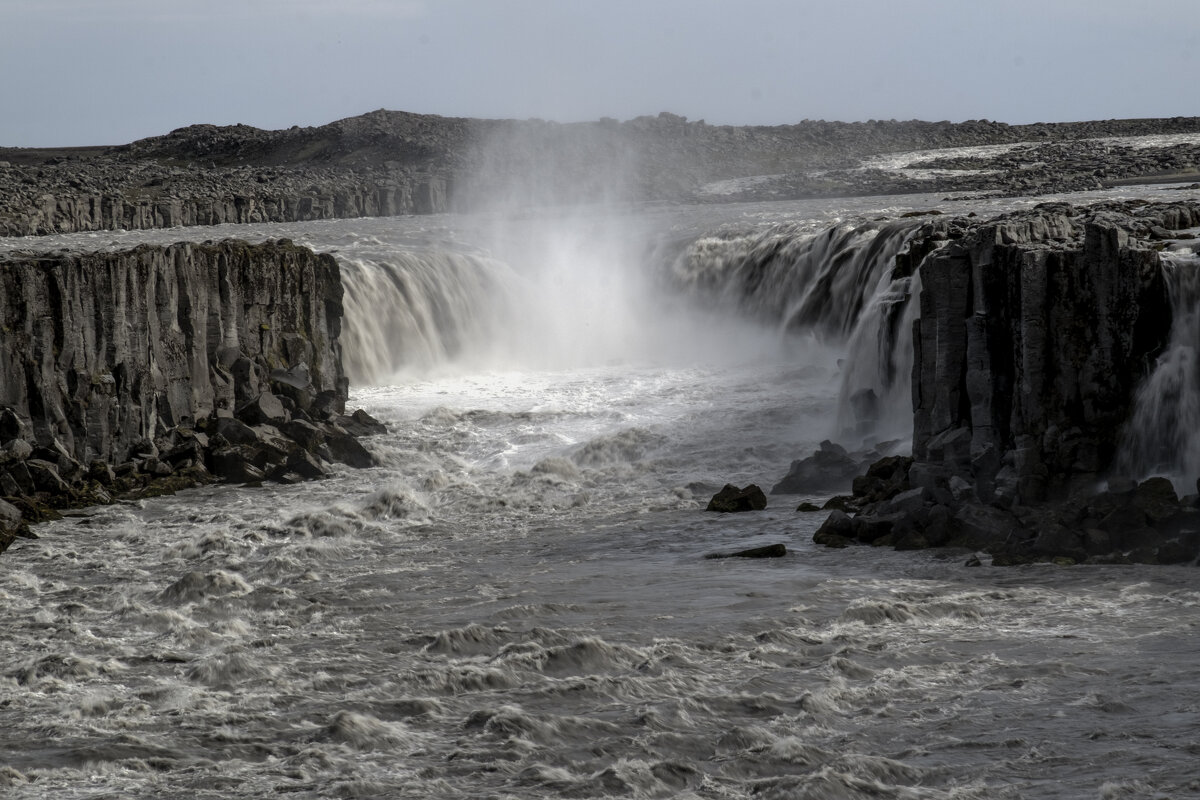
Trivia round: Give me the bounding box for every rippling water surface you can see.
[2,185,1199,799]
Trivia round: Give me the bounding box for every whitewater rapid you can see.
[1,184,1198,799]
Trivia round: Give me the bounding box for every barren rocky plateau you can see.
[2,110,1199,236]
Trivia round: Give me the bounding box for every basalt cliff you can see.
[0,239,384,552]
[809,199,1200,565]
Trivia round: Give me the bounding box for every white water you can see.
[1118,244,1200,490]
[2,185,1200,799]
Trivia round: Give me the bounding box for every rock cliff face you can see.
[1,239,345,459]
[811,200,1200,564]
[0,175,452,237]
[0,239,385,552]
[910,203,1191,503]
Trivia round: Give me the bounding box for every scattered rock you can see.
[705,543,787,559]
[706,484,767,512]
[771,440,861,494]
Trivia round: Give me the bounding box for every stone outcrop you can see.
[909,201,1200,504]
[771,439,902,496]
[706,484,768,512]
[0,168,452,237]
[810,200,1200,564]
[0,239,385,553]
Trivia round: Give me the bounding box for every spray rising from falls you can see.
[1118,250,1200,488]
[337,213,824,384]
[667,219,931,441]
[335,212,939,450]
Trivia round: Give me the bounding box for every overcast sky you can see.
[2,0,1196,147]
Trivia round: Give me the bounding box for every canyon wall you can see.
[0,177,452,237]
[909,203,1197,503]
[814,200,1200,564]
[0,239,386,552]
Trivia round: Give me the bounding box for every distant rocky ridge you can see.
[804,199,1200,565]
[3,110,1200,236]
[0,239,385,553]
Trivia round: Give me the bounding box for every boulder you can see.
[325,432,376,469]
[281,419,327,451]
[771,440,860,494]
[0,409,25,443]
[813,509,855,547]
[1,438,32,465]
[274,450,329,482]
[237,392,289,426]
[207,448,268,484]
[26,459,70,494]
[705,543,787,559]
[211,417,259,446]
[706,484,767,512]
[269,363,317,413]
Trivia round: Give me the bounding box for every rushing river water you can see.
[2,184,1199,799]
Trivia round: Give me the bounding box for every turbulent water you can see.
[2,184,1200,799]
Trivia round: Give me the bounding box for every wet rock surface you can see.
[811,199,1200,565]
[0,239,385,553]
[706,484,768,513]
[771,439,904,496]
[704,543,787,559]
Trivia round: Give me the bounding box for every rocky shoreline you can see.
[794,199,1200,565]
[0,239,385,553]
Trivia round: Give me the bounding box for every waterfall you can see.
[1117,250,1200,490]
[336,214,938,443]
[339,250,520,384]
[667,221,921,340]
[835,269,924,441]
[667,219,929,443]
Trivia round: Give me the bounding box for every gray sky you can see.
[2,0,1197,147]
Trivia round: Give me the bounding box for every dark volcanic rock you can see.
[813,199,1200,565]
[771,440,860,494]
[0,498,24,553]
[909,201,1194,505]
[0,238,387,554]
[705,543,787,559]
[706,484,768,513]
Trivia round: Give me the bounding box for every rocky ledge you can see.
[805,199,1200,565]
[0,239,385,553]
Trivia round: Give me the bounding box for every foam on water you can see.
[2,186,1200,798]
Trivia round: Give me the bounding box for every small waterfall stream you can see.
[1118,249,1200,489]
[666,219,927,443]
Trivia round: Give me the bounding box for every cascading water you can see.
[339,249,520,383]
[834,269,925,442]
[667,219,927,443]
[1117,247,1200,489]
[337,210,809,383]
